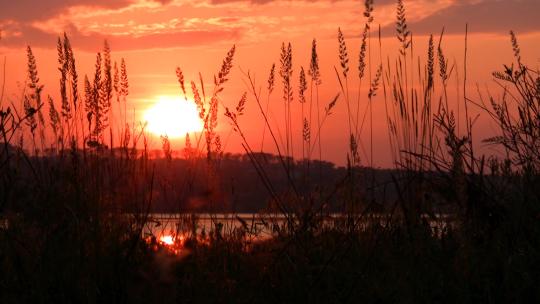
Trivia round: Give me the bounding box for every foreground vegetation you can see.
[1,1,539,302]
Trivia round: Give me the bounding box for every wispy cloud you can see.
[381,0,540,36]
[1,21,241,51]
[1,0,538,52]
[0,0,134,22]
[0,0,244,50]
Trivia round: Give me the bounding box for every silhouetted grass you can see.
[1,0,540,303]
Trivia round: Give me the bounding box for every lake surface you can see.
[0,213,454,241]
[143,213,454,241]
[144,213,286,241]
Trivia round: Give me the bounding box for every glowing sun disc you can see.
[159,235,174,245]
[144,96,203,138]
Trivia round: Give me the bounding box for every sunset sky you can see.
[1,0,540,167]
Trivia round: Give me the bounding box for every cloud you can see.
[0,0,134,22]
[209,0,274,4]
[76,28,242,51]
[208,0,395,4]
[152,0,174,4]
[0,0,241,51]
[5,0,537,53]
[382,0,540,36]
[0,0,174,23]
[0,21,241,51]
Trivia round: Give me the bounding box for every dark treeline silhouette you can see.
[143,152,403,213]
[4,144,406,213]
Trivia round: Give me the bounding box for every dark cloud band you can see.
[381,0,540,36]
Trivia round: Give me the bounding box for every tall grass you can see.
[1,0,539,302]
[223,0,539,301]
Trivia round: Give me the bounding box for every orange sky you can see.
[1,0,540,167]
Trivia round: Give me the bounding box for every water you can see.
[143,213,283,241]
[0,213,454,241]
[143,213,454,241]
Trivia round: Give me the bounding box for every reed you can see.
[1,1,539,302]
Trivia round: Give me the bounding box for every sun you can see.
[144,96,203,138]
[159,235,175,246]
